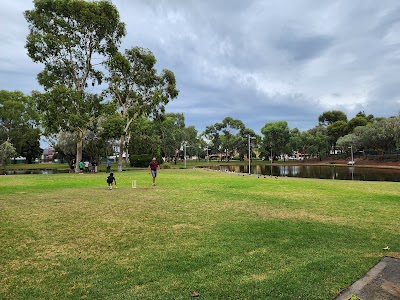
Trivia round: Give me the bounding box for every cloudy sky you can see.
[1,1,400,136]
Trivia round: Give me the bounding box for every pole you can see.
[248,135,256,175]
[184,143,187,168]
[248,135,251,175]
[351,145,354,162]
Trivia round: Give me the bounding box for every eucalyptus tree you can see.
[336,133,363,158]
[202,125,221,159]
[387,115,400,149]
[351,119,397,157]
[261,121,290,161]
[25,0,125,171]
[183,126,201,159]
[0,140,17,169]
[104,47,179,171]
[309,131,330,159]
[153,113,185,160]
[51,131,78,161]
[204,117,246,161]
[236,128,258,160]
[32,87,105,165]
[289,128,301,155]
[127,116,161,158]
[0,90,42,163]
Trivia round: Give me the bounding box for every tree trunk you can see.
[75,130,83,173]
[118,135,125,172]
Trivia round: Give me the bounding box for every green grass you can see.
[0,169,399,299]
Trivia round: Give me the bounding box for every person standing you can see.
[69,159,75,173]
[84,160,89,173]
[79,160,84,173]
[106,159,111,173]
[91,159,97,173]
[148,157,160,186]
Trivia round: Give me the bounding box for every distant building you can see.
[41,146,55,162]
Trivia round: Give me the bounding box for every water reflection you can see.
[0,169,70,175]
[208,165,400,182]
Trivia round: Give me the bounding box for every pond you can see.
[207,164,400,182]
[0,169,70,175]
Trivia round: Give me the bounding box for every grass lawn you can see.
[0,169,399,299]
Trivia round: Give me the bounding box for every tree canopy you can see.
[104,46,179,171]
[25,0,125,171]
[318,110,347,126]
[261,121,290,161]
[0,90,42,163]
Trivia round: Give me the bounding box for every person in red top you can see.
[148,157,160,186]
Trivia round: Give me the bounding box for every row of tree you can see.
[1,85,399,167]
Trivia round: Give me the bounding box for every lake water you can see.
[1,165,400,182]
[0,169,70,175]
[207,164,400,182]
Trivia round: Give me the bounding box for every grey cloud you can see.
[1,0,400,135]
[275,31,334,62]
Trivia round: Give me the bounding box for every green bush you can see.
[161,163,171,169]
[129,154,163,168]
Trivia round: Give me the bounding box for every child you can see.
[106,173,117,190]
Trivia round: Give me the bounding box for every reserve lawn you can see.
[1,169,399,299]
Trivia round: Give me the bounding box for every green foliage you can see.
[318,110,348,126]
[327,120,349,150]
[153,113,185,158]
[25,0,126,169]
[105,46,179,169]
[348,116,368,133]
[129,154,162,167]
[0,140,17,167]
[261,121,290,159]
[32,87,103,135]
[203,117,254,160]
[19,128,43,164]
[24,0,126,90]
[129,117,161,156]
[101,114,126,140]
[0,90,42,161]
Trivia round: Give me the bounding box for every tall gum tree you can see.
[24,0,125,172]
[261,121,290,161]
[105,47,179,172]
[0,90,42,163]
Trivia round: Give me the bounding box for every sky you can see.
[1,0,400,137]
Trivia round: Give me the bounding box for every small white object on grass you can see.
[383,246,390,250]
[132,180,136,189]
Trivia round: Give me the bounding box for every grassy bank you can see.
[0,169,399,299]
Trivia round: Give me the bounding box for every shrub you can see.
[161,163,171,169]
[129,154,163,168]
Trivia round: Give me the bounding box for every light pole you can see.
[348,145,354,165]
[248,135,256,175]
[205,147,210,164]
[184,142,188,168]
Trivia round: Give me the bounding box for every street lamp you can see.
[205,147,210,164]
[248,135,256,175]
[184,142,188,168]
[348,145,354,165]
